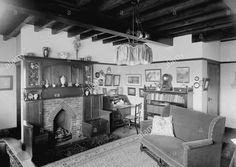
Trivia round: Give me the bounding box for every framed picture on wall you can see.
[126,74,142,86]
[176,67,190,83]
[0,75,13,90]
[113,75,120,86]
[105,74,113,86]
[145,69,161,82]
[139,88,145,97]
[127,87,136,96]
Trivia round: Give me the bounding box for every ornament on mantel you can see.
[73,35,81,60]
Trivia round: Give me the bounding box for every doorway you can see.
[207,62,220,116]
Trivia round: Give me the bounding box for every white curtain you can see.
[116,43,153,65]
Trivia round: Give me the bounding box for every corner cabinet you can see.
[144,89,193,119]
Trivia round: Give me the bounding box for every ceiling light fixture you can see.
[116,0,153,66]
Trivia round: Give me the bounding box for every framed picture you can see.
[105,74,113,86]
[0,75,13,90]
[102,88,107,95]
[176,67,190,83]
[139,88,144,97]
[126,74,142,86]
[145,69,161,82]
[127,87,136,96]
[203,78,210,90]
[113,75,120,86]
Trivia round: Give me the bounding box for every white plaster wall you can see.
[116,60,205,119]
[220,40,236,62]
[21,25,75,59]
[0,35,17,129]
[202,41,221,61]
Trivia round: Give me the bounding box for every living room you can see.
[0,0,236,167]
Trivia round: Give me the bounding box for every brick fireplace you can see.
[43,97,83,141]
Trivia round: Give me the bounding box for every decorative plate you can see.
[194,82,200,88]
[194,76,199,81]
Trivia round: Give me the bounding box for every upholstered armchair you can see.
[140,105,226,167]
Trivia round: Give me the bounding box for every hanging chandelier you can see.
[116,0,153,66]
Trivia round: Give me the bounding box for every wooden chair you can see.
[124,103,142,134]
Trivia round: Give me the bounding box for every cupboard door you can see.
[24,100,42,126]
[92,95,101,119]
[83,96,92,121]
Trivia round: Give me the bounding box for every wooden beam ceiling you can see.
[1,0,172,45]
[80,30,102,40]
[67,27,90,38]
[139,0,212,22]
[92,33,114,42]
[154,9,231,32]
[4,15,34,40]
[51,22,74,35]
[146,2,225,28]
[34,19,57,32]
[103,36,126,44]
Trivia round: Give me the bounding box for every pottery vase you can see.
[43,47,50,57]
[60,75,66,87]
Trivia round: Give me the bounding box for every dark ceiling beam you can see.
[154,10,231,32]
[1,0,172,45]
[67,27,90,38]
[119,0,172,19]
[3,15,34,40]
[75,0,93,7]
[92,33,114,42]
[140,0,212,22]
[113,39,129,46]
[51,22,74,35]
[34,20,57,32]
[172,22,236,37]
[192,28,236,42]
[99,0,129,11]
[80,30,102,40]
[223,0,236,14]
[147,2,225,28]
[103,36,126,44]
[165,15,236,34]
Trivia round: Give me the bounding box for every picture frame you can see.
[0,75,13,90]
[176,67,190,83]
[113,75,120,86]
[203,78,210,90]
[127,87,136,96]
[145,69,161,82]
[105,74,113,86]
[102,88,107,95]
[126,74,142,86]
[139,88,144,97]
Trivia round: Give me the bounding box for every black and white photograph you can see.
[0,0,235,167]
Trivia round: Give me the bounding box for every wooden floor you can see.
[3,126,236,167]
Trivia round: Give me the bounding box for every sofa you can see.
[140,105,225,167]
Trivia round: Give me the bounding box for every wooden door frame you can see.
[207,61,220,115]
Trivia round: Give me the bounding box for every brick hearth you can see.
[43,97,83,139]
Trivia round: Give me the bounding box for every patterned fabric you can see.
[116,44,153,65]
[151,115,174,137]
[44,135,157,167]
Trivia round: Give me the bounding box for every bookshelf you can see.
[144,88,193,120]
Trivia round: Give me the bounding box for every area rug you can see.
[43,135,158,167]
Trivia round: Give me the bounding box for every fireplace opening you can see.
[53,109,72,143]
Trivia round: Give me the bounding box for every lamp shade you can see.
[116,43,153,65]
